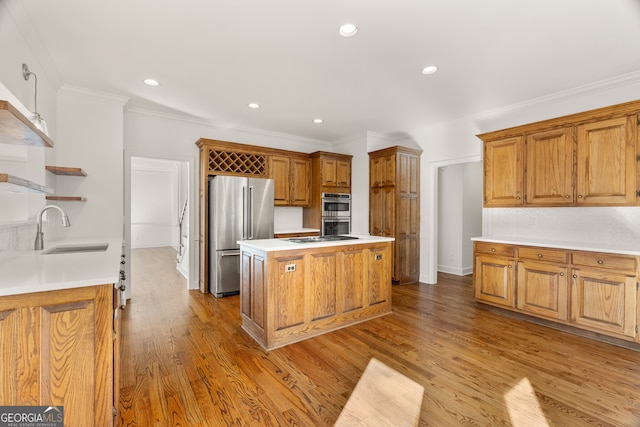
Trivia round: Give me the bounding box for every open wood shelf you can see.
[46,196,86,201]
[0,173,53,194]
[45,166,87,176]
[0,100,54,147]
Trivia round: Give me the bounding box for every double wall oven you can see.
[321,193,351,236]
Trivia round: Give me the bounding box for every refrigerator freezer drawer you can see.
[212,250,241,298]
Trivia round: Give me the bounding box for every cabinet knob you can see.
[516,196,521,200]
[597,259,604,264]
[578,195,583,199]
[508,265,512,269]
[559,272,564,276]
[573,274,577,278]
[565,195,570,199]
[491,248,496,252]
[537,253,543,258]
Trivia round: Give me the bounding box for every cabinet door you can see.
[525,128,574,205]
[474,255,515,307]
[368,246,390,305]
[309,252,337,321]
[338,249,365,313]
[272,255,306,331]
[576,116,636,205]
[290,157,311,206]
[395,194,419,283]
[571,268,636,338]
[269,155,290,206]
[370,155,395,187]
[369,186,395,236]
[321,158,337,187]
[336,160,351,188]
[517,261,569,320]
[484,137,524,207]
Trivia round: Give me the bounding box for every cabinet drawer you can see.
[474,242,515,257]
[518,247,569,264]
[571,251,637,273]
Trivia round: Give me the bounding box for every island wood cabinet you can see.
[269,154,311,206]
[478,100,640,207]
[240,240,392,350]
[369,146,421,284]
[473,241,639,342]
[0,284,118,426]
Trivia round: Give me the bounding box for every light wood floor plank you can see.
[118,247,640,426]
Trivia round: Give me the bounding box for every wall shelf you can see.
[0,100,54,147]
[46,196,86,201]
[0,173,53,194]
[45,166,87,176]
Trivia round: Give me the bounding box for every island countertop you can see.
[0,237,122,296]
[239,234,394,252]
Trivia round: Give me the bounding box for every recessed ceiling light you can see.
[143,78,160,86]
[313,118,323,124]
[248,103,260,109]
[421,66,438,75]
[339,23,358,37]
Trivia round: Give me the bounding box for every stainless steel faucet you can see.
[34,205,71,250]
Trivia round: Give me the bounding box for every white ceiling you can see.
[13,0,640,142]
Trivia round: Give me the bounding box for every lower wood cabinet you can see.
[473,241,639,342]
[0,284,118,426]
[240,241,392,350]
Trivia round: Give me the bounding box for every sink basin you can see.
[287,235,359,244]
[42,243,109,255]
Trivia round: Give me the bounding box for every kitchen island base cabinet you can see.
[0,284,117,427]
[240,241,392,350]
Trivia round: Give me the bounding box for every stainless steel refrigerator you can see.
[208,175,274,297]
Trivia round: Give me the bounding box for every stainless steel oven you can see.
[322,193,351,217]
[322,217,351,236]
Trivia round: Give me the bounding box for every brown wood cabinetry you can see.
[240,240,392,350]
[269,154,310,206]
[478,100,640,207]
[303,151,353,231]
[473,242,516,308]
[369,146,421,284]
[473,241,639,342]
[0,284,117,426]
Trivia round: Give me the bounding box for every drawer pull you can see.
[597,259,604,265]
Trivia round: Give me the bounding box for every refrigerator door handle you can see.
[249,186,254,239]
[242,185,247,240]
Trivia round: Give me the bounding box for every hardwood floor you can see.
[119,247,640,426]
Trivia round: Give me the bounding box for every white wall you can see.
[462,162,483,269]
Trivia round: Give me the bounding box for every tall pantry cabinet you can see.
[369,146,422,284]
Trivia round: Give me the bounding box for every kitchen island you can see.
[239,234,394,350]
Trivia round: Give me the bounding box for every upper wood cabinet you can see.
[576,116,636,205]
[269,154,311,207]
[478,100,640,208]
[483,136,524,207]
[310,151,352,193]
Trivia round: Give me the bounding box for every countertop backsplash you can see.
[274,206,303,231]
[484,206,640,249]
[0,222,37,252]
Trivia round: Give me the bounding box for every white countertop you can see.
[472,236,640,256]
[239,234,394,252]
[0,237,122,296]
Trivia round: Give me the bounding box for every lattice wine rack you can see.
[207,149,267,176]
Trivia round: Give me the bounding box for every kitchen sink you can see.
[42,243,109,254]
[287,235,359,244]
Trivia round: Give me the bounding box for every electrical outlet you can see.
[285,264,296,272]
[375,254,383,260]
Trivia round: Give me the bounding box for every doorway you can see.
[129,156,190,294]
